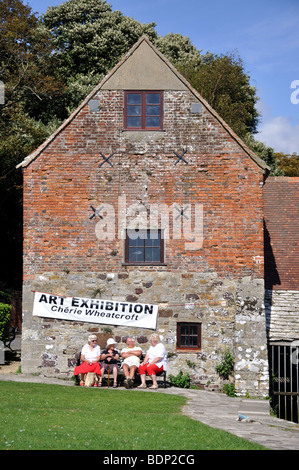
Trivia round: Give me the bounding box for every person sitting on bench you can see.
[99,338,120,388]
[121,337,142,388]
[73,335,102,386]
[138,334,167,389]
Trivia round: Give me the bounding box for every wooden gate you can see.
[268,343,299,424]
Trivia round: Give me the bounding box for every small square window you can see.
[125,229,164,264]
[177,322,201,350]
[124,91,163,130]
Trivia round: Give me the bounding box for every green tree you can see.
[0,103,54,289]
[243,133,283,175]
[178,51,259,138]
[42,0,260,139]
[275,152,299,176]
[154,32,202,68]
[43,0,157,111]
[0,0,64,111]
[0,303,11,343]
[0,0,65,289]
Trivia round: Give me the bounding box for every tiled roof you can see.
[264,177,299,290]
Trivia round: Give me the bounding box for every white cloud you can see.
[257,116,299,154]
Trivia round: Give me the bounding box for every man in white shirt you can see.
[121,337,142,388]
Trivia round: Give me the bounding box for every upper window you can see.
[125,229,164,264]
[124,91,163,130]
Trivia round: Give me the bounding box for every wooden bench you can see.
[127,352,167,388]
[3,326,18,352]
[74,351,167,388]
[151,369,167,388]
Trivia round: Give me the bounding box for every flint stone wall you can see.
[22,271,268,397]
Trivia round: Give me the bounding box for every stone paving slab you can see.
[0,365,298,451]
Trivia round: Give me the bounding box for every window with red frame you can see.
[124,229,164,265]
[124,91,163,130]
[177,322,201,350]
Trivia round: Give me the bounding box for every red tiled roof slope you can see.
[264,177,299,290]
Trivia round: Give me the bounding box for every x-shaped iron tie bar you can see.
[98,152,115,168]
[90,205,104,220]
[175,205,189,220]
[173,150,188,165]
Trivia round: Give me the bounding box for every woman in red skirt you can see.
[74,335,102,386]
[138,333,167,389]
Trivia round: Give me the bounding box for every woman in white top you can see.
[138,333,167,389]
[74,334,102,386]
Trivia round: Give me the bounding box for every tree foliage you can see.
[0,0,64,110]
[43,0,157,77]
[243,133,283,175]
[0,303,11,342]
[177,51,259,138]
[42,0,260,137]
[154,33,202,68]
[0,0,65,289]
[275,152,299,176]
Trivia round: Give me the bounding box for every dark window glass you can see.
[125,229,164,264]
[127,93,142,104]
[146,116,160,127]
[146,94,160,104]
[128,105,142,116]
[125,91,163,130]
[177,323,201,350]
[146,105,160,116]
[127,116,141,127]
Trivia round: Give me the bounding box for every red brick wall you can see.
[264,177,299,290]
[23,89,265,279]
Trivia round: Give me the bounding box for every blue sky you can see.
[28,0,299,155]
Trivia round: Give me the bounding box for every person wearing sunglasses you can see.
[74,334,102,386]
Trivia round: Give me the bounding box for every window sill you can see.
[176,348,201,353]
[122,263,167,266]
[121,130,166,136]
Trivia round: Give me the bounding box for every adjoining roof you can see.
[17,35,269,172]
[264,177,299,290]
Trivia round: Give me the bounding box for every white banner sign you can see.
[33,292,158,330]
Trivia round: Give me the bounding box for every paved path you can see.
[161,387,299,451]
[0,370,298,450]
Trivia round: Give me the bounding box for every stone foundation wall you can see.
[234,278,269,397]
[21,271,268,396]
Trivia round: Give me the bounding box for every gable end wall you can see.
[21,82,268,396]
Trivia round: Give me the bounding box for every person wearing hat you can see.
[99,338,120,388]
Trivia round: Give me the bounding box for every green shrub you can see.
[0,303,11,343]
[215,349,234,380]
[222,383,236,397]
[169,370,190,388]
[0,283,14,303]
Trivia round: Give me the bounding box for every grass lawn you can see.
[0,381,266,450]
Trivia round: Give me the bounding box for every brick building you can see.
[264,177,299,420]
[18,36,271,396]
